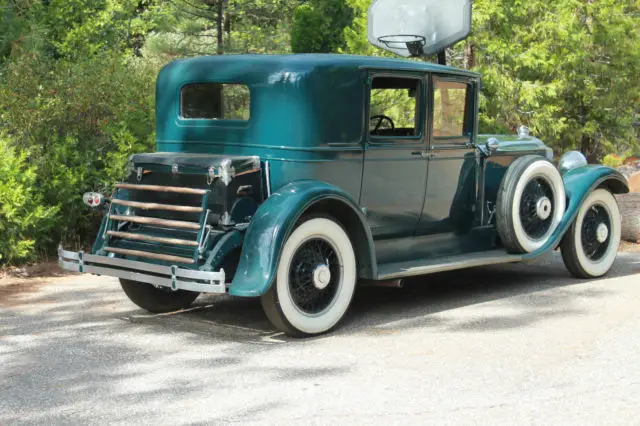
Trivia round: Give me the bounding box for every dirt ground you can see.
[0,261,78,306]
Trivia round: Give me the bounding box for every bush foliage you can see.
[0,133,58,263]
[0,49,156,263]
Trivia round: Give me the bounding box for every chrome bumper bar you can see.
[58,246,226,294]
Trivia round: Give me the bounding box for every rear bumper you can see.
[58,246,226,294]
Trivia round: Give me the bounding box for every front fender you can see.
[524,165,629,259]
[228,180,375,297]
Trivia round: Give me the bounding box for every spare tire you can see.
[496,155,566,253]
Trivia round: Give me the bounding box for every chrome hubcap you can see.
[596,222,609,244]
[536,196,552,220]
[312,265,331,290]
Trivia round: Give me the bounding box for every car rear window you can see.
[180,83,250,120]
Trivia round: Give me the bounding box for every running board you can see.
[376,250,524,280]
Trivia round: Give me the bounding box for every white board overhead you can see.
[367,0,472,57]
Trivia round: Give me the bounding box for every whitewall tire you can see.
[496,155,566,253]
[260,216,357,337]
[560,189,621,278]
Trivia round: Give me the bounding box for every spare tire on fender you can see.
[496,155,566,253]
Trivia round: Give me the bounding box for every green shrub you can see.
[0,51,157,257]
[0,133,58,264]
[602,154,623,168]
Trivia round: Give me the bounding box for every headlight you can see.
[517,125,530,137]
[558,151,587,175]
[544,146,554,161]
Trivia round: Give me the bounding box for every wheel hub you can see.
[312,264,331,290]
[536,196,552,220]
[596,222,609,244]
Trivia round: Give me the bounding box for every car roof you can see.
[159,53,481,79]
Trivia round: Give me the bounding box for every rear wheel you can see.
[560,189,621,278]
[120,279,200,313]
[260,216,357,337]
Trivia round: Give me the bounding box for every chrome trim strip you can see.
[377,252,524,280]
[264,160,272,197]
[83,252,169,274]
[58,247,226,294]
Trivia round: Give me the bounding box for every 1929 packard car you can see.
[58,53,628,336]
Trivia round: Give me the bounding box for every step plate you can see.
[377,250,524,280]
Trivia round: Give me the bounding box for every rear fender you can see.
[228,180,376,297]
[524,165,629,259]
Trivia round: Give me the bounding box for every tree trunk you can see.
[464,43,475,69]
[217,0,224,55]
[616,193,640,243]
[580,134,600,163]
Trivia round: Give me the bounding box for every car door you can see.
[417,74,478,235]
[359,72,428,239]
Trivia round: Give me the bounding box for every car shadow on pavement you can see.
[0,277,316,423]
[123,251,640,341]
[339,252,640,335]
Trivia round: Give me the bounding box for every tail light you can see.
[83,192,105,207]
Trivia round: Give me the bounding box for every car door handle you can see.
[412,151,438,158]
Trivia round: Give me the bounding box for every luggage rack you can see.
[101,183,213,265]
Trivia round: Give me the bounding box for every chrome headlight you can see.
[544,146,554,161]
[558,151,587,175]
[517,125,530,137]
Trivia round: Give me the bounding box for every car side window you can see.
[369,76,422,139]
[181,83,250,121]
[432,77,470,139]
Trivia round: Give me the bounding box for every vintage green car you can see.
[59,54,628,337]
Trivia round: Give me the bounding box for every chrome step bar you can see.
[108,214,201,230]
[111,199,203,213]
[106,231,199,247]
[376,250,524,280]
[115,183,207,195]
[104,246,195,264]
[58,247,225,293]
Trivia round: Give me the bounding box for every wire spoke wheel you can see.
[288,238,341,315]
[580,205,612,261]
[561,189,621,278]
[260,216,357,337]
[519,177,555,240]
[496,155,566,254]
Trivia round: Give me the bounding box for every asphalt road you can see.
[2,251,640,425]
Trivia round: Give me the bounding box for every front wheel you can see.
[560,189,621,278]
[120,279,200,313]
[260,216,357,337]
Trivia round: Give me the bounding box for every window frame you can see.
[430,74,475,146]
[366,72,426,146]
[178,82,252,122]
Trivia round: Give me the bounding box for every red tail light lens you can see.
[83,192,104,207]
